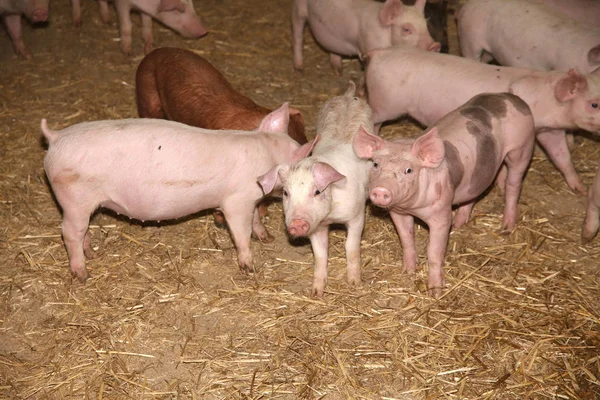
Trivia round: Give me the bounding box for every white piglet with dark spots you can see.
[42,104,314,282]
[258,82,372,297]
[353,93,536,297]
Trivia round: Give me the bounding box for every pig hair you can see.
[315,81,375,143]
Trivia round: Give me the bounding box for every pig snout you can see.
[287,218,310,237]
[370,186,393,207]
[30,6,49,22]
[181,24,208,38]
[428,42,442,52]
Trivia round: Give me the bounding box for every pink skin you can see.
[42,103,315,282]
[110,0,207,55]
[259,83,373,297]
[531,0,600,29]
[582,165,600,244]
[1,0,49,59]
[291,0,440,75]
[364,46,600,195]
[457,0,600,74]
[353,93,536,297]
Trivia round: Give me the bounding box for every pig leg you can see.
[390,212,418,273]
[582,166,600,243]
[3,14,31,59]
[501,144,534,232]
[251,208,274,243]
[345,214,365,286]
[141,13,154,55]
[291,0,308,71]
[329,53,343,76]
[61,209,93,281]
[115,1,133,55]
[536,129,586,195]
[135,68,166,119]
[425,211,452,298]
[221,201,255,273]
[309,226,329,297]
[99,0,111,24]
[72,0,82,27]
[452,202,475,229]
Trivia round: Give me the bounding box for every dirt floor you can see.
[1,0,599,398]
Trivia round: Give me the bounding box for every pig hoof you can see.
[293,66,304,74]
[239,264,255,274]
[71,269,89,283]
[428,286,443,298]
[311,287,324,298]
[83,247,96,259]
[255,232,274,243]
[347,275,361,286]
[582,230,597,244]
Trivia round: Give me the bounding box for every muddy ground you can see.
[0,0,599,398]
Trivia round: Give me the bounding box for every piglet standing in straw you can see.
[353,93,536,297]
[259,82,372,297]
[42,104,315,282]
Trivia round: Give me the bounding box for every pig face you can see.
[555,69,600,133]
[157,0,208,38]
[353,126,444,208]
[381,0,440,52]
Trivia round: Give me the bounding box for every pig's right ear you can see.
[258,103,290,135]
[353,125,384,159]
[291,134,320,163]
[554,69,588,103]
[412,127,445,168]
[257,165,289,195]
[588,44,600,69]
[158,0,185,12]
[379,0,404,26]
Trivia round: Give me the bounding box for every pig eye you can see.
[314,189,321,195]
[405,168,413,174]
[592,103,599,109]
[283,189,289,197]
[373,162,379,169]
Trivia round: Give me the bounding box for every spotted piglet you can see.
[353,93,536,297]
[258,82,373,297]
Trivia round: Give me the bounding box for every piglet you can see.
[582,165,600,244]
[292,0,440,74]
[0,0,48,59]
[353,93,536,297]
[404,0,449,53]
[136,47,308,236]
[258,82,373,297]
[42,104,314,282]
[105,0,207,55]
[457,0,600,74]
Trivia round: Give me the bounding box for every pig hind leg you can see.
[3,14,31,59]
[452,202,476,229]
[329,54,343,76]
[345,214,365,286]
[251,207,274,243]
[291,0,308,71]
[536,129,586,195]
[221,200,256,273]
[136,63,166,119]
[582,202,600,244]
[500,143,534,232]
[61,208,94,281]
[141,14,153,55]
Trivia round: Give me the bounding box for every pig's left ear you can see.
[258,103,290,134]
[291,134,320,163]
[588,44,600,69]
[379,0,404,26]
[353,125,384,159]
[158,0,185,12]
[413,0,427,13]
[258,165,289,195]
[313,162,346,192]
[412,127,445,168]
[554,69,588,102]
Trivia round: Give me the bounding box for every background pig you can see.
[530,0,600,29]
[353,93,536,297]
[1,0,48,59]
[291,0,440,74]
[457,0,600,74]
[42,104,312,282]
[71,0,110,27]
[364,46,600,195]
[258,82,372,297]
[87,0,208,55]
[582,165,600,244]
[403,0,449,53]
[136,47,308,238]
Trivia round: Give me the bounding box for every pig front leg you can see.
[309,226,329,297]
[425,210,452,298]
[251,207,274,243]
[345,214,365,286]
[501,142,534,232]
[99,0,111,24]
[221,200,256,273]
[329,53,343,76]
[291,0,308,71]
[536,129,587,195]
[389,212,418,273]
[115,2,133,55]
[3,14,31,59]
[72,0,82,27]
[582,166,600,243]
[141,13,154,55]
[452,202,475,229]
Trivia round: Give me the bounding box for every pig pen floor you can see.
[1,1,599,399]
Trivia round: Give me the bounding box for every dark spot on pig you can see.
[158,145,161,150]
[460,107,491,130]
[435,182,442,200]
[163,179,202,187]
[503,93,532,116]
[496,68,500,72]
[52,169,80,186]
[443,141,464,189]
[467,94,509,119]
[465,119,498,197]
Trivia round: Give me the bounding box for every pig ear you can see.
[379,0,404,26]
[313,162,346,192]
[412,127,445,168]
[258,102,290,134]
[257,164,289,195]
[344,80,357,98]
[413,0,427,13]
[353,125,384,159]
[588,44,600,68]
[291,134,320,163]
[554,69,588,103]
[158,0,185,12]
